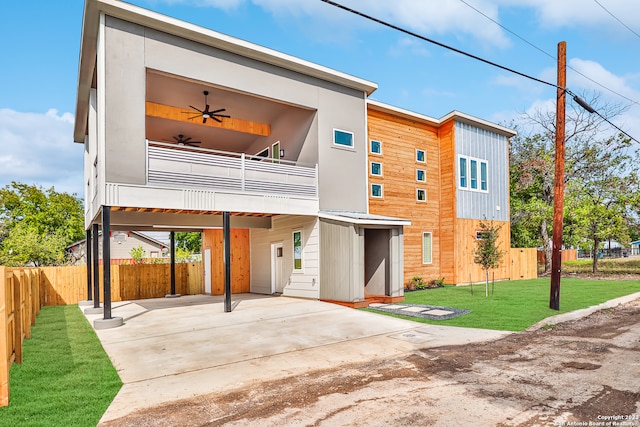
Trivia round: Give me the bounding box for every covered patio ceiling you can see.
[145,70,312,153]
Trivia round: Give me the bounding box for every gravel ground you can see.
[100,297,640,427]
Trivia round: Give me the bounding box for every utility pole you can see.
[550,41,566,311]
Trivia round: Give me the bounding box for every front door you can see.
[271,242,284,293]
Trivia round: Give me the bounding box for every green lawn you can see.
[0,305,121,427]
[368,278,640,331]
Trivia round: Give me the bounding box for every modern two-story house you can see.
[74,0,514,320]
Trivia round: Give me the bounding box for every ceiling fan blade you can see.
[211,108,226,114]
[189,105,203,113]
[214,114,231,119]
[212,117,222,123]
[187,114,202,120]
[186,141,202,145]
[202,117,207,124]
[182,137,192,143]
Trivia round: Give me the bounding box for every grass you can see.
[0,305,121,427]
[367,278,640,332]
[563,258,640,274]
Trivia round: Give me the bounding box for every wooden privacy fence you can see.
[1,266,42,407]
[39,262,203,306]
[0,262,202,407]
[510,248,538,280]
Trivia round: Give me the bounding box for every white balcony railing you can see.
[146,141,318,199]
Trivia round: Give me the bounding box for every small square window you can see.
[333,129,354,148]
[370,140,382,154]
[370,162,382,176]
[417,189,426,202]
[371,183,383,198]
[416,169,426,182]
[416,149,426,163]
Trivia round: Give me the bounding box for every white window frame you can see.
[416,149,426,163]
[458,155,489,193]
[370,139,382,155]
[371,183,383,199]
[292,230,303,272]
[416,169,426,182]
[416,188,427,202]
[333,128,354,149]
[370,161,383,177]
[422,232,433,264]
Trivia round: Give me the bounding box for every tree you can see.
[175,232,202,253]
[130,245,146,264]
[0,182,84,266]
[566,135,639,272]
[0,223,67,266]
[509,93,630,273]
[473,220,505,297]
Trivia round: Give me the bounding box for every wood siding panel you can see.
[367,109,443,286]
[202,229,251,295]
[454,218,511,284]
[438,121,456,283]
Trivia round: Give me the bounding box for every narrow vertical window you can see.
[422,232,432,264]
[480,161,487,191]
[416,169,426,182]
[416,149,426,163]
[459,157,467,188]
[470,159,478,189]
[417,189,426,202]
[370,162,382,176]
[293,230,302,270]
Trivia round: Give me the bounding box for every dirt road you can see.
[102,300,640,427]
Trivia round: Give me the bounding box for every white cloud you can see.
[498,0,640,31]
[0,109,84,197]
[154,0,512,47]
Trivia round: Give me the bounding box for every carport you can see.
[84,294,510,423]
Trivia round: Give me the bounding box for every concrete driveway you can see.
[82,294,510,423]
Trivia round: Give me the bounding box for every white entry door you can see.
[271,242,284,293]
[204,248,212,294]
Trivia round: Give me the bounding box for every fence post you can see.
[13,271,22,364]
[0,267,9,406]
[22,271,31,340]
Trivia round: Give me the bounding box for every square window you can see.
[417,189,426,202]
[416,169,426,182]
[370,140,382,154]
[416,149,426,163]
[371,183,383,198]
[333,129,354,148]
[422,232,432,264]
[370,162,382,176]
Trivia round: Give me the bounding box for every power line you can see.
[318,0,560,91]
[593,0,640,41]
[319,0,640,144]
[457,0,639,107]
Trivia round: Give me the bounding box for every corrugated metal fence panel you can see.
[455,121,509,222]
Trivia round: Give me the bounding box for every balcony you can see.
[100,141,319,216]
[147,141,318,198]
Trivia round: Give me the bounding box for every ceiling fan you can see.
[171,134,201,146]
[188,90,230,123]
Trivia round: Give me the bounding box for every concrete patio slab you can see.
[83,294,511,423]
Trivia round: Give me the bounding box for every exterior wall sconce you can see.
[279,149,285,158]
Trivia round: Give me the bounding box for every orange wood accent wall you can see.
[437,120,456,283]
[454,218,511,284]
[202,229,251,295]
[145,102,271,137]
[367,108,443,286]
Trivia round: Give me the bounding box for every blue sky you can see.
[1,0,639,197]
